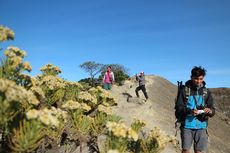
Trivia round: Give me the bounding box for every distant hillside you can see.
[111,75,230,153]
[209,88,230,118]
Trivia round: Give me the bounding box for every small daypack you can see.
[174,81,186,122]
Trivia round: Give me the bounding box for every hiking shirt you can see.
[177,80,215,129]
[103,71,115,83]
[136,75,145,86]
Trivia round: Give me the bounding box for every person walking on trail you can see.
[103,66,115,90]
[135,71,148,101]
[176,66,215,153]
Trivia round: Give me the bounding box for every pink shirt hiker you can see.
[104,72,112,83]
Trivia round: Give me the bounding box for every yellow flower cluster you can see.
[107,150,120,153]
[31,77,42,87]
[100,91,114,100]
[98,105,113,115]
[96,86,104,91]
[98,87,114,99]
[50,107,68,121]
[133,118,146,126]
[149,127,171,148]
[81,103,91,111]
[10,56,22,68]
[22,61,32,72]
[26,109,40,119]
[0,78,39,106]
[26,107,67,127]
[62,100,80,109]
[4,46,26,58]
[0,25,14,42]
[89,86,114,101]
[78,91,97,104]
[30,85,45,99]
[62,100,91,111]
[3,46,31,71]
[40,64,62,74]
[127,128,138,141]
[34,74,43,81]
[88,87,98,94]
[40,75,65,90]
[64,81,83,89]
[106,121,138,141]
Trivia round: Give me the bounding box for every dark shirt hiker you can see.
[176,66,215,153]
[135,71,148,101]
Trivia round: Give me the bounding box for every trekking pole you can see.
[177,81,182,99]
[175,81,183,137]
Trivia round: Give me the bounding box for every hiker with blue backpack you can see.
[175,66,215,153]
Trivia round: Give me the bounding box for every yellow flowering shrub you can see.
[148,127,171,149]
[139,127,177,153]
[30,85,46,101]
[131,118,146,133]
[88,86,117,107]
[4,46,26,68]
[104,121,139,152]
[127,128,138,141]
[22,61,32,72]
[107,149,120,153]
[78,91,97,105]
[0,79,39,126]
[40,75,65,90]
[26,107,67,128]
[97,86,117,106]
[61,100,93,136]
[38,75,65,105]
[40,64,61,76]
[0,46,33,88]
[64,81,83,89]
[26,107,68,146]
[8,119,44,152]
[98,105,113,115]
[63,81,83,101]
[92,104,121,135]
[0,25,14,42]
[62,100,91,112]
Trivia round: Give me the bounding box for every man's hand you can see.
[204,108,212,114]
[192,109,200,116]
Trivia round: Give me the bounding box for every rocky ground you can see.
[110,75,230,153]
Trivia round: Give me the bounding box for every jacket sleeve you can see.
[206,90,215,117]
[111,72,115,82]
[103,73,106,82]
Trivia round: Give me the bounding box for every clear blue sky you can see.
[1,0,230,87]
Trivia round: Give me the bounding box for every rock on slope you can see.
[110,75,230,153]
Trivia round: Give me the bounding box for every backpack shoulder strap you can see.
[202,87,208,105]
[185,86,190,100]
[202,87,208,96]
